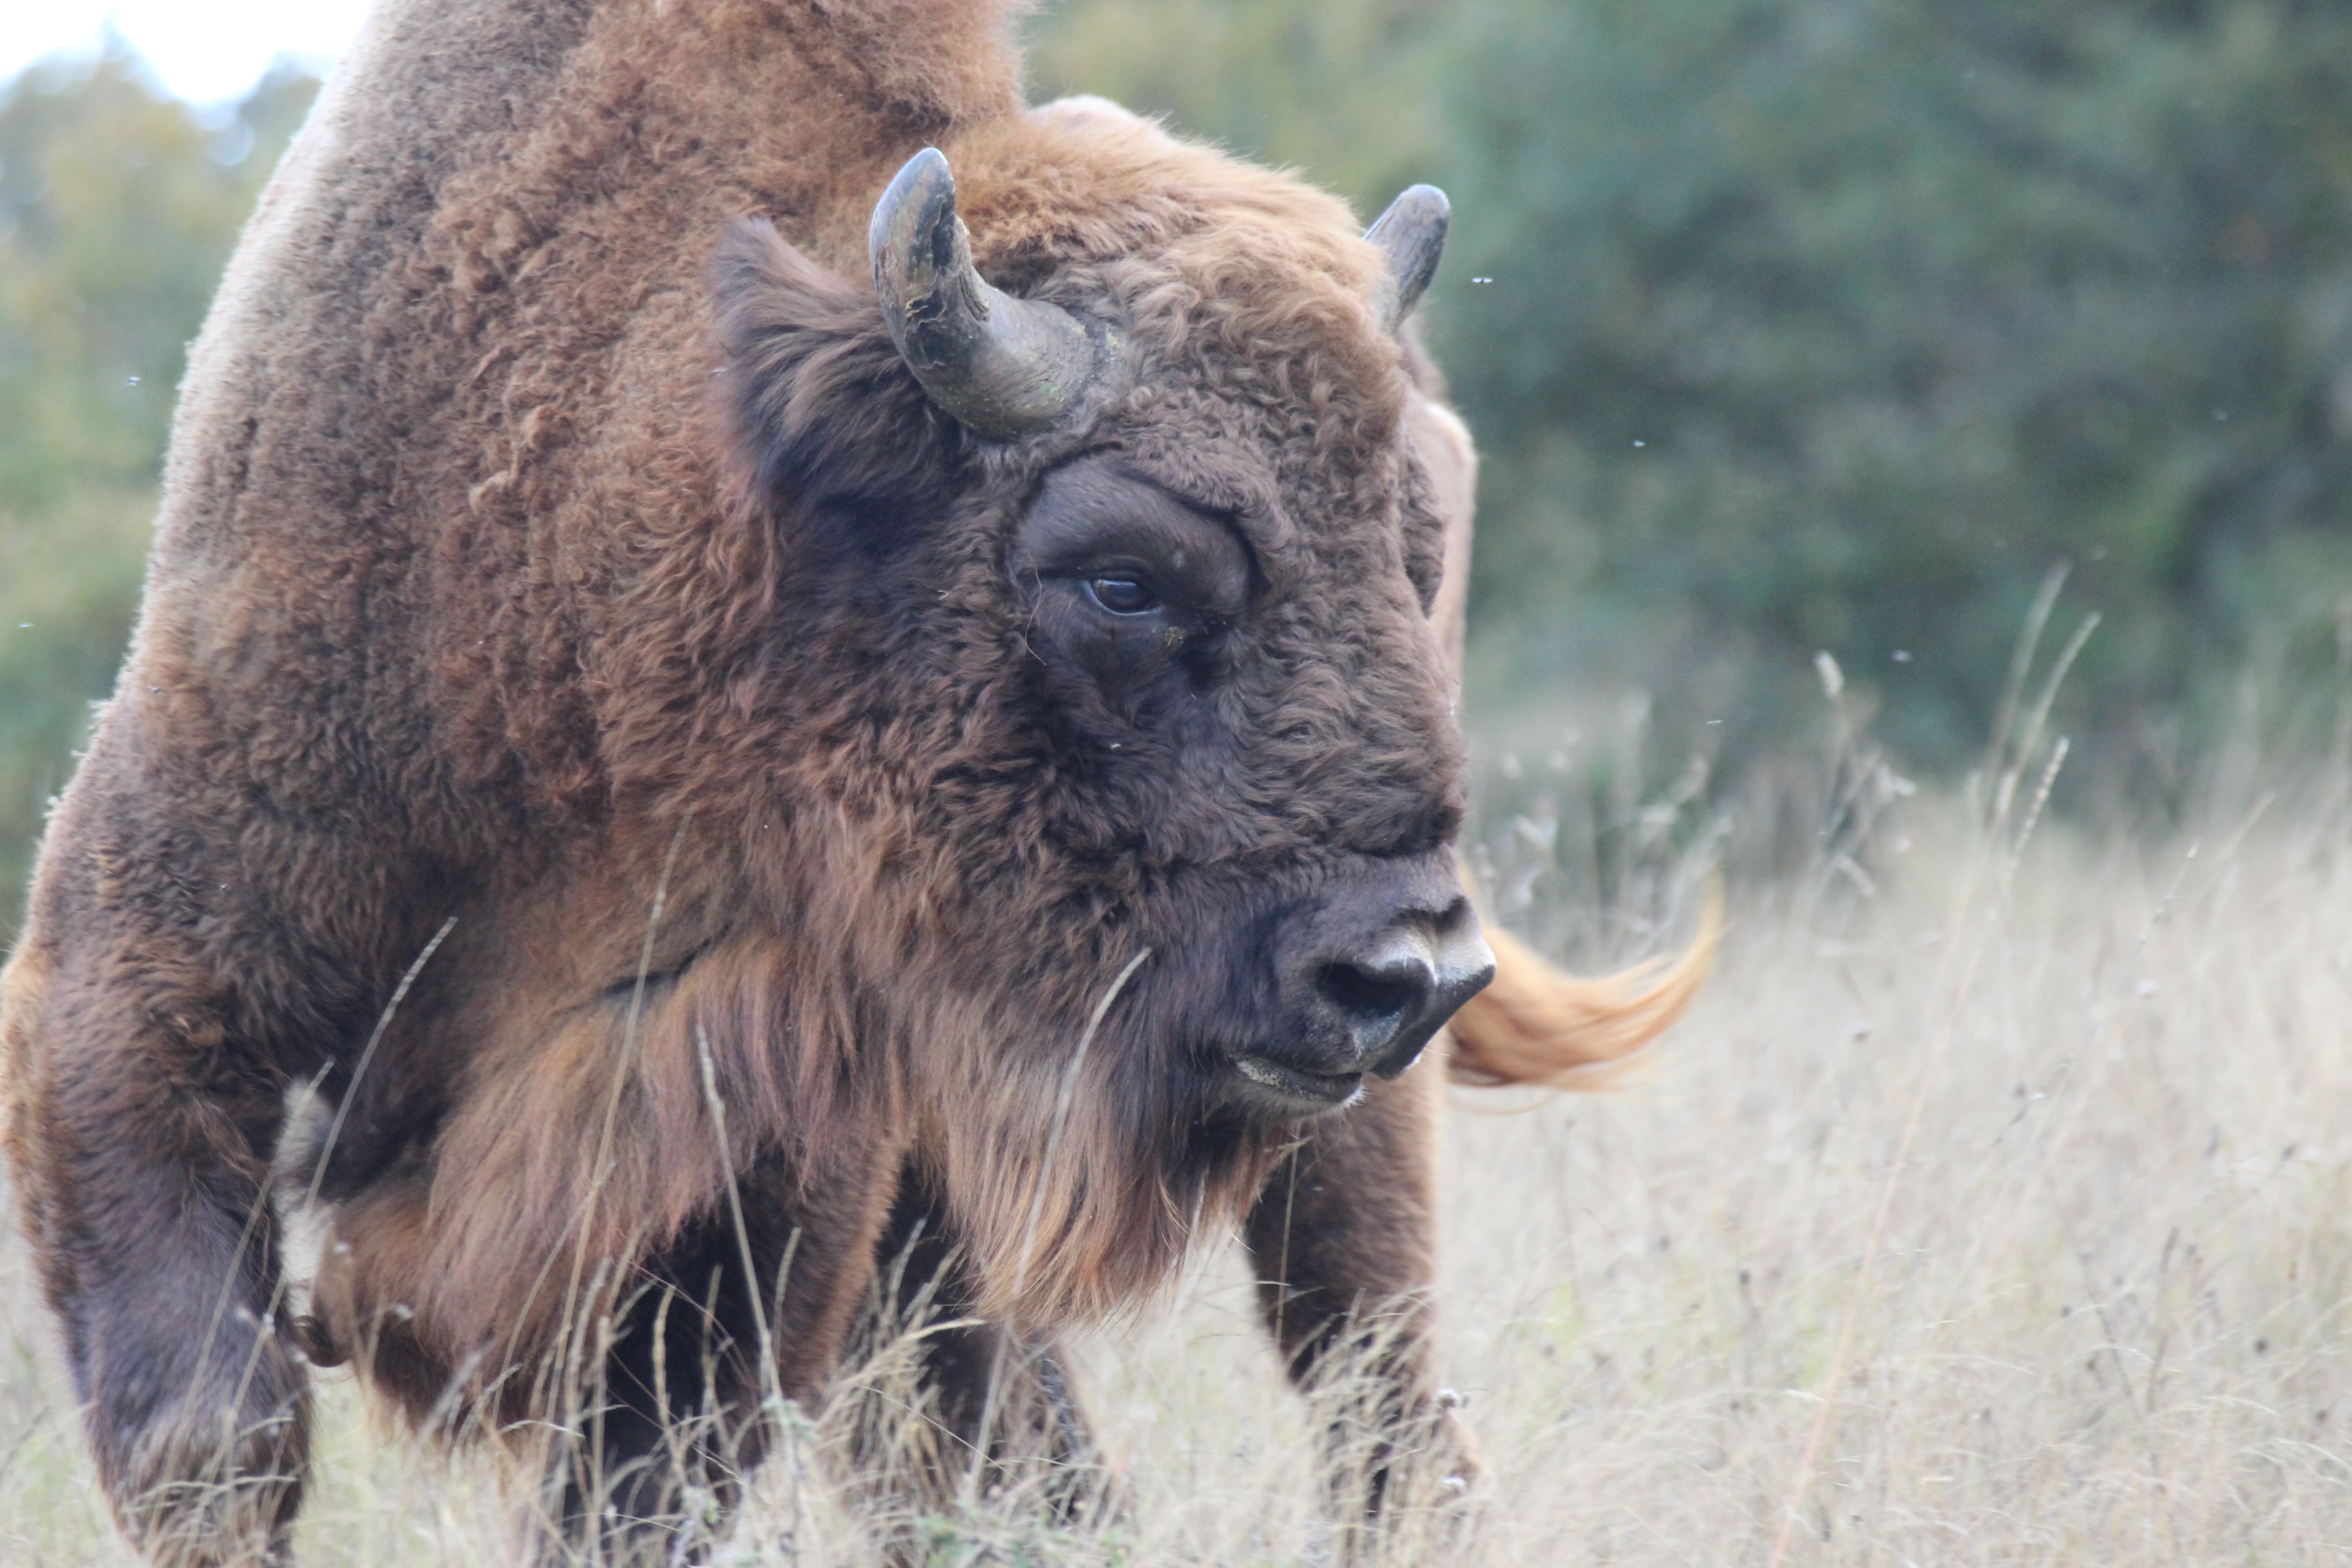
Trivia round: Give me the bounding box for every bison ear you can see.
[1365,185,1449,331]
[710,217,962,523]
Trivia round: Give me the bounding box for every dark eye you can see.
[1083,576,1158,616]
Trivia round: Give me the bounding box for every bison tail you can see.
[1446,881,1719,1090]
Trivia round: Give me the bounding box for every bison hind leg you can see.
[105,1365,310,1568]
[7,945,314,1568]
[78,1188,315,1568]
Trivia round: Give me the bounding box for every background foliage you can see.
[7,0,2352,935]
[1033,0,2352,792]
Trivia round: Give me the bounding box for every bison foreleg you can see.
[532,1144,901,1566]
[535,1245,770,1566]
[830,1169,1114,1560]
[1243,1063,1478,1542]
[5,941,309,1567]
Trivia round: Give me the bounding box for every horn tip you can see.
[871,146,960,284]
[1368,183,1451,240]
[1367,182,1452,328]
[894,145,953,192]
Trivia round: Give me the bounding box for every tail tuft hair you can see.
[1446,882,1719,1090]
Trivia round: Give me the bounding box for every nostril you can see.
[1316,959,1430,1027]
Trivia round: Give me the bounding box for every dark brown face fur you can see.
[709,211,1485,1322]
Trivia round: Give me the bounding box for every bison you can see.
[0,1,1704,1562]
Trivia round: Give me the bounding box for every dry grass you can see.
[9,708,2352,1563]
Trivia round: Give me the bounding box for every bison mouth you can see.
[1228,1053,1367,1114]
[1180,857,1494,1121]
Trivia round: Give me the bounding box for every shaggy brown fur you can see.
[0,2,1698,1562]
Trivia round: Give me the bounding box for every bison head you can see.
[702,107,1491,1322]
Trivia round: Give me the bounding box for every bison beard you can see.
[0,3,1705,1564]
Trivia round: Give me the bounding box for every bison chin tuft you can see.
[906,947,1284,1329]
[908,853,1493,1328]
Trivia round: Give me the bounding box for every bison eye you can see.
[1083,575,1158,616]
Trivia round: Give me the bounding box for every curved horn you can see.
[1365,183,1450,330]
[869,147,1101,438]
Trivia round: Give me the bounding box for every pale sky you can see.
[3,0,376,105]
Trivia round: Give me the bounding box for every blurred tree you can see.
[1439,0,2352,785]
[0,47,317,937]
[1036,0,2352,794]
[1026,0,1452,217]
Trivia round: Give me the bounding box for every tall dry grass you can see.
[8,659,2352,1563]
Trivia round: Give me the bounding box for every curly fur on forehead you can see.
[944,104,1412,458]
